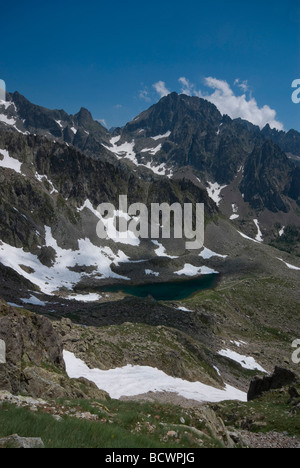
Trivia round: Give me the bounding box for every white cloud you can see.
[153,81,171,98]
[234,78,249,93]
[151,76,284,131]
[200,77,284,131]
[178,77,195,96]
[139,88,151,102]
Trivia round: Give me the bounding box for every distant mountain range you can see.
[1,89,300,406]
[0,89,300,306]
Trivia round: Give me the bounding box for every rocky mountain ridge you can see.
[2,91,300,244]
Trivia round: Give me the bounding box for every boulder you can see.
[0,434,45,449]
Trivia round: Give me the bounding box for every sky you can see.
[0,0,300,131]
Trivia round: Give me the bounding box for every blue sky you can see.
[1,0,299,131]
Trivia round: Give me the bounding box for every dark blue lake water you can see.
[100,274,218,301]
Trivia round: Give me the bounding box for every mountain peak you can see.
[75,107,94,126]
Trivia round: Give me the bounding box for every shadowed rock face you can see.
[1,91,300,222]
[248,367,298,401]
[0,301,64,395]
[287,167,300,206]
[0,301,109,400]
[240,141,294,213]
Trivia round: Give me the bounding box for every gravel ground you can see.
[239,430,300,449]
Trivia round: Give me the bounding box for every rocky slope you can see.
[0,299,108,400]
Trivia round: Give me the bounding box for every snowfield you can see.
[0,149,22,173]
[63,350,247,403]
[0,226,130,295]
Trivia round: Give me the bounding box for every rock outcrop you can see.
[248,367,298,401]
[0,300,108,400]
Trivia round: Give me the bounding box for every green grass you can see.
[0,399,217,448]
[215,388,300,438]
[0,403,165,448]
[1,389,299,448]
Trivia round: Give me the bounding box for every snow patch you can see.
[152,240,178,259]
[277,258,300,271]
[230,340,248,348]
[176,306,194,312]
[0,149,22,173]
[104,137,173,177]
[207,182,227,206]
[174,264,218,276]
[0,227,130,295]
[104,137,138,165]
[151,131,171,141]
[230,203,239,220]
[63,350,247,403]
[237,230,259,244]
[7,302,24,308]
[0,113,17,126]
[145,269,159,277]
[141,144,162,155]
[140,161,173,178]
[218,349,267,373]
[199,247,227,259]
[21,295,48,306]
[253,219,263,242]
[77,199,140,246]
[35,172,58,194]
[66,293,102,303]
[0,100,12,110]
